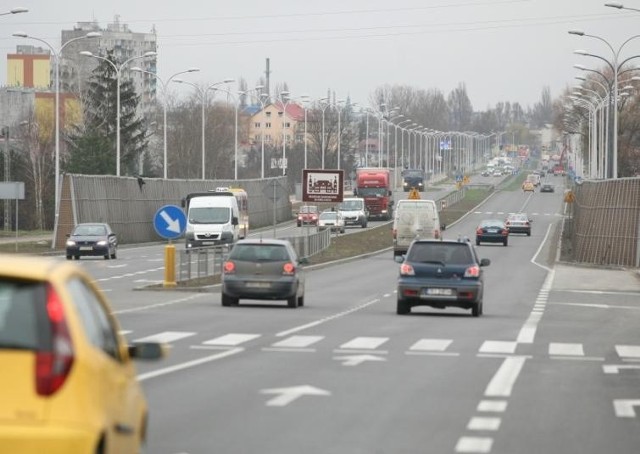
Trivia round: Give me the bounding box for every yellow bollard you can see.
[164,244,177,288]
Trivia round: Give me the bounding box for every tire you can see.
[104,254,110,260]
[340,228,345,234]
[74,255,80,260]
[297,294,304,307]
[66,255,72,260]
[527,231,531,237]
[472,302,483,317]
[396,299,410,315]
[221,292,237,307]
[503,239,508,246]
[287,295,298,308]
[476,239,481,246]
[110,250,117,259]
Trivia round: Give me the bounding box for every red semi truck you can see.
[354,168,394,220]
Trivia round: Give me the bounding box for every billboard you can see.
[302,169,344,203]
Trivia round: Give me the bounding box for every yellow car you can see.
[0,255,165,454]
[522,181,535,192]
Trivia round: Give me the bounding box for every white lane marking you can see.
[203,333,261,346]
[552,302,640,310]
[333,354,387,366]
[137,348,243,382]
[603,364,640,374]
[119,330,133,335]
[616,345,640,359]
[409,338,452,352]
[271,336,324,349]
[107,264,127,269]
[614,399,640,418]
[477,400,508,412]
[113,294,204,314]
[549,343,584,356]
[467,417,501,431]
[558,290,640,296]
[97,266,165,282]
[276,299,380,337]
[133,279,163,284]
[485,356,527,397]
[133,331,196,343]
[339,337,388,350]
[480,341,517,354]
[517,312,543,344]
[455,436,493,453]
[531,224,555,272]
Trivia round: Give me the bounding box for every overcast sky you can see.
[2,0,640,111]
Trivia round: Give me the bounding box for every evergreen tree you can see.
[65,49,148,175]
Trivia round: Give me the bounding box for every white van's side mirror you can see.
[232,216,239,226]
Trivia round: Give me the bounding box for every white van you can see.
[337,197,368,228]
[392,199,442,258]
[181,191,240,248]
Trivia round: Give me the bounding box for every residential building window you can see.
[278,112,283,117]
[255,134,261,141]
[266,111,271,117]
[254,122,260,128]
[265,134,272,143]
[285,122,290,128]
[266,122,272,128]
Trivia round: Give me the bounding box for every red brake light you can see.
[283,263,295,275]
[464,265,481,278]
[400,263,415,276]
[223,261,235,273]
[476,228,483,235]
[36,286,74,397]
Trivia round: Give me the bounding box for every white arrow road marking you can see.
[260,385,331,407]
[614,399,640,418]
[603,364,640,374]
[333,354,387,366]
[160,210,182,233]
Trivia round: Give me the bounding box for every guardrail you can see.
[176,228,332,282]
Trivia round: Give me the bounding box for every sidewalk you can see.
[0,233,52,245]
[553,263,640,293]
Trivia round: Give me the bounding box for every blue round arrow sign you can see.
[153,204,186,239]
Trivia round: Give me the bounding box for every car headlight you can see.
[97,240,107,246]
[66,240,76,246]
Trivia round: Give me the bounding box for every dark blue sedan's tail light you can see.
[400,263,415,276]
[464,265,481,278]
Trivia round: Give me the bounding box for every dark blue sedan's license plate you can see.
[422,288,453,296]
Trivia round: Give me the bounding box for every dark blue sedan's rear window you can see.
[408,243,473,265]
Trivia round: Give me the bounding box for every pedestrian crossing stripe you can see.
[121,330,640,359]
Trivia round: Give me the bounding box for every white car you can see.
[318,211,346,233]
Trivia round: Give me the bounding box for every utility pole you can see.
[2,127,10,232]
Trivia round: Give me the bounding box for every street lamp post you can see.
[212,87,242,180]
[173,78,235,179]
[276,91,291,176]
[130,66,200,179]
[13,30,100,231]
[319,99,331,169]
[80,50,157,177]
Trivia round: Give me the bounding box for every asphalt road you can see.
[51,174,640,454]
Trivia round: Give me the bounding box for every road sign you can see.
[408,188,421,200]
[153,205,186,240]
[302,169,344,203]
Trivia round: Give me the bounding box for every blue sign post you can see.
[153,205,186,240]
[153,205,186,289]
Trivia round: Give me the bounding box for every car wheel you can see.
[287,295,298,308]
[527,231,531,237]
[104,254,110,260]
[396,299,410,315]
[476,239,481,246]
[297,294,304,307]
[110,249,117,259]
[74,255,80,260]
[66,255,72,260]
[297,222,301,227]
[472,303,482,317]
[503,239,508,246]
[221,292,237,307]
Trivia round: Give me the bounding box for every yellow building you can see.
[7,52,51,89]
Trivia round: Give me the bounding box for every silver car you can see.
[318,211,345,233]
[221,239,307,308]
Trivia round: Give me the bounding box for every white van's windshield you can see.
[339,200,363,210]
[189,207,230,224]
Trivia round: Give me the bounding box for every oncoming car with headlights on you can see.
[395,238,490,317]
[65,223,118,260]
[221,239,307,308]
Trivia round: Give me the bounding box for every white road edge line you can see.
[114,294,204,314]
[530,222,554,272]
[137,347,243,381]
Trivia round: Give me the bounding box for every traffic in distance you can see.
[2,155,639,454]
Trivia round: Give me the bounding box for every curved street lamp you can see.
[1,7,28,16]
[13,30,100,234]
[80,50,157,177]
[130,66,200,179]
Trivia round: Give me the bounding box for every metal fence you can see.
[568,177,640,267]
[176,228,332,282]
